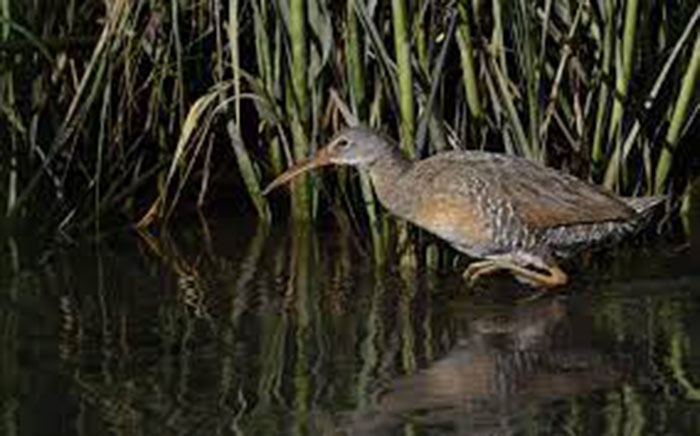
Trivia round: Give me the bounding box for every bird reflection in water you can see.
[341,297,620,435]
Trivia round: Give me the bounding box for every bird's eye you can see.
[337,140,351,149]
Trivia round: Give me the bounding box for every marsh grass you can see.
[1,0,698,246]
[1,4,700,434]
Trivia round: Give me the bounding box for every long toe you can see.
[462,260,502,286]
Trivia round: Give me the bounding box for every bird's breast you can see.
[400,193,495,252]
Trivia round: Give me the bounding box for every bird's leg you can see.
[463,257,568,288]
[500,261,568,288]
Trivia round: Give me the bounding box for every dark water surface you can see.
[2,215,700,436]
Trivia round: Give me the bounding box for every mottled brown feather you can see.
[391,151,635,230]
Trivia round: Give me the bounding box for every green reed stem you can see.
[516,0,540,160]
[170,0,185,123]
[360,172,386,265]
[346,0,367,119]
[1,0,9,41]
[252,0,284,175]
[346,0,385,263]
[538,0,553,65]
[1,0,15,215]
[414,0,428,75]
[591,0,615,181]
[654,31,700,194]
[456,2,482,121]
[252,0,273,98]
[490,0,507,75]
[226,0,270,222]
[491,57,533,159]
[416,12,454,154]
[290,0,311,220]
[392,0,416,157]
[607,0,638,144]
[604,5,700,192]
[538,3,583,153]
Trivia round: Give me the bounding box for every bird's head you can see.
[262,126,391,195]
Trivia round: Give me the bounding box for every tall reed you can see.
[391,0,416,157]
[1,0,697,246]
[289,0,312,221]
[655,32,700,194]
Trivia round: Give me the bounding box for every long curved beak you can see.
[262,148,333,195]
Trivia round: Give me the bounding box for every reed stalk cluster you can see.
[1,1,698,236]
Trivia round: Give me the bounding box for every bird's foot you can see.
[462,260,503,286]
[463,258,568,289]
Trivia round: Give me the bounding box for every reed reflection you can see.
[1,217,698,436]
[344,298,621,435]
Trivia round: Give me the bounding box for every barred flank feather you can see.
[545,196,666,257]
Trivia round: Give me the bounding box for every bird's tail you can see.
[622,196,666,232]
[622,196,666,215]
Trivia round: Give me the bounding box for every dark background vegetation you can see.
[1,0,699,239]
[1,3,700,435]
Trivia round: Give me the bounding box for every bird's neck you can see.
[365,148,413,208]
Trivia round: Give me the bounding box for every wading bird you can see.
[263,127,663,288]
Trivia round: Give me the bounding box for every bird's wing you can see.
[410,152,635,230]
